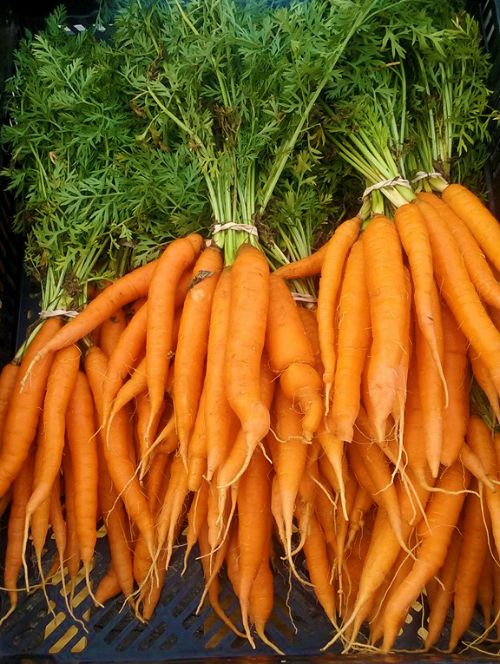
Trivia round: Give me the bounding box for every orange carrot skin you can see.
[0,363,20,446]
[363,215,407,441]
[416,197,500,393]
[174,245,223,461]
[33,260,158,364]
[0,318,62,498]
[420,191,500,309]
[381,462,470,652]
[30,424,52,567]
[330,238,370,442]
[66,371,99,567]
[448,490,488,650]
[26,344,81,517]
[100,308,127,359]
[468,347,500,421]
[273,240,329,279]
[4,452,33,610]
[442,183,500,273]
[146,234,204,442]
[95,565,121,605]
[225,245,270,451]
[187,387,208,492]
[303,512,336,622]
[440,305,469,467]
[425,528,462,650]
[317,217,361,400]
[62,452,80,585]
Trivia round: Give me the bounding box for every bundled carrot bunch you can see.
[0,0,499,657]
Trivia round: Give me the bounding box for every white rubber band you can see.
[212,222,259,237]
[362,176,410,199]
[39,309,79,319]
[412,170,443,184]
[291,292,318,304]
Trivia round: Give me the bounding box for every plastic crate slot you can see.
[103,613,134,646]
[48,624,80,654]
[136,621,166,651]
[115,622,146,652]
[158,632,178,651]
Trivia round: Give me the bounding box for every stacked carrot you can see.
[0,177,498,655]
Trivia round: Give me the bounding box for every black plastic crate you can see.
[0,1,499,662]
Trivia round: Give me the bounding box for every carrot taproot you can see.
[102,300,147,427]
[478,553,494,634]
[314,480,337,558]
[62,452,80,597]
[303,510,336,624]
[249,546,283,655]
[100,308,127,359]
[27,261,158,373]
[469,346,500,422]
[174,245,222,464]
[48,475,70,615]
[442,183,500,273]
[146,234,203,445]
[224,244,270,464]
[395,201,446,398]
[297,307,323,372]
[266,274,322,440]
[0,317,62,498]
[460,443,496,490]
[187,387,207,492]
[380,461,470,653]
[440,304,469,467]
[24,345,81,545]
[342,514,373,625]
[329,238,371,442]
[66,371,99,593]
[493,558,500,641]
[237,445,272,647]
[1,451,33,624]
[294,441,320,558]
[347,485,373,551]
[155,454,189,570]
[420,191,500,309]
[95,566,121,605]
[0,362,20,445]
[448,487,489,651]
[362,215,407,441]
[274,240,329,280]
[317,216,361,408]
[391,266,413,426]
[204,267,237,480]
[416,197,500,394]
[316,422,346,519]
[183,478,209,574]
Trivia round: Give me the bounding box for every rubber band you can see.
[291,292,318,304]
[212,222,259,237]
[362,176,410,199]
[411,170,443,183]
[39,309,79,319]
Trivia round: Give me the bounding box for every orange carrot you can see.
[317,216,361,407]
[95,566,121,605]
[146,234,203,444]
[0,318,62,498]
[0,363,20,445]
[381,461,470,652]
[274,240,329,279]
[442,183,500,273]
[174,246,222,463]
[330,237,371,442]
[469,346,500,422]
[362,215,407,441]
[303,511,336,624]
[100,308,127,359]
[416,196,500,394]
[224,244,270,466]
[187,387,208,492]
[249,546,283,655]
[62,452,80,594]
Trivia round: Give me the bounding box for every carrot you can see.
[448,488,489,651]
[274,240,330,280]
[314,481,338,557]
[134,391,152,464]
[0,362,20,445]
[469,346,500,422]
[442,183,500,273]
[266,274,322,440]
[26,262,159,378]
[187,387,208,492]
[48,474,67,589]
[298,307,323,371]
[1,452,33,624]
[102,300,147,426]
[183,479,209,573]
[108,357,147,423]
[381,461,470,653]
[416,197,500,393]
[424,528,462,650]
[347,485,373,550]
[317,216,361,407]
[62,452,80,597]
[237,446,272,646]
[0,317,62,498]
[493,557,500,641]
[66,371,99,595]
[303,511,336,624]
[95,566,121,605]
[155,454,189,569]
[362,215,407,441]
[420,191,500,309]
[466,415,500,558]
[100,307,127,359]
[342,516,373,625]
[174,245,222,464]
[440,304,469,467]
[460,442,496,490]
[391,266,413,426]
[395,201,446,400]
[224,244,270,464]
[24,344,81,546]
[316,423,346,519]
[329,237,371,442]
[146,234,203,444]
[249,548,283,655]
[478,553,494,634]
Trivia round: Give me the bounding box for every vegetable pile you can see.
[0,0,499,655]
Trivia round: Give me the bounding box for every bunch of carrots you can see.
[0,173,498,654]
